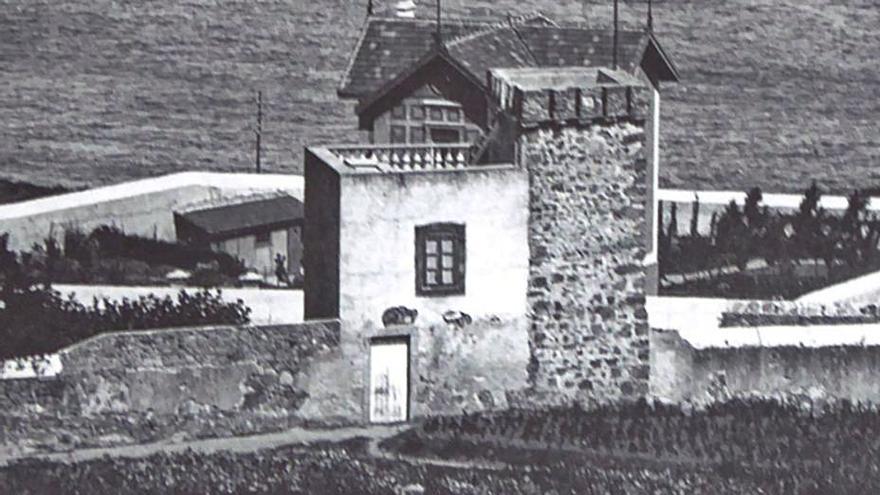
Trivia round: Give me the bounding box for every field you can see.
[3,401,880,494]
[1,0,878,193]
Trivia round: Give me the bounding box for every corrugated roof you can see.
[339,15,659,99]
[179,195,303,237]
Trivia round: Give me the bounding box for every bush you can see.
[660,182,880,299]
[89,226,245,277]
[0,236,251,359]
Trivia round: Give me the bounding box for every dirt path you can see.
[0,424,406,468]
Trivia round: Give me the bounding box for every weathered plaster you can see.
[651,328,880,404]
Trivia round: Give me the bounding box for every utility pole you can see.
[255,90,262,174]
[612,0,619,69]
[435,0,442,45]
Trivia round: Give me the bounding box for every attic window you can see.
[391,125,407,143]
[410,105,425,120]
[391,105,406,119]
[415,223,465,296]
[429,107,444,121]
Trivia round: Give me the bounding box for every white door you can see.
[369,339,409,423]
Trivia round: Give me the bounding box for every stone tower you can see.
[489,67,655,403]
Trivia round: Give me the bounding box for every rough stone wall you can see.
[522,122,650,403]
[0,322,339,452]
[652,329,880,404]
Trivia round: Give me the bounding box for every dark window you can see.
[446,108,461,122]
[415,223,465,296]
[429,127,460,144]
[410,127,425,143]
[391,105,406,119]
[429,106,444,121]
[255,231,271,245]
[390,125,407,143]
[410,105,425,120]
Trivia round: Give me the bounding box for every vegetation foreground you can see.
[3,400,879,494]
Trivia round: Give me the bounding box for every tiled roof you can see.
[338,17,490,98]
[446,25,536,83]
[339,15,656,99]
[179,195,303,238]
[514,26,646,73]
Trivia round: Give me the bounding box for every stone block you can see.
[521,90,551,123]
[605,87,628,118]
[555,88,579,121]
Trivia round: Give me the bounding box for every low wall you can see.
[0,172,302,252]
[0,321,339,455]
[651,327,880,404]
[0,314,528,455]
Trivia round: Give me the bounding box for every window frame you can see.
[255,231,272,245]
[414,223,465,296]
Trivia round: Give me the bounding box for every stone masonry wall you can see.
[0,321,339,454]
[523,122,650,403]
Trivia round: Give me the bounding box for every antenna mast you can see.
[647,0,654,32]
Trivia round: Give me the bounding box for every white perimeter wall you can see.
[0,172,303,252]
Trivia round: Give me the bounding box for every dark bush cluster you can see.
[660,183,880,298]
[0,437,789,495]
[412,399,880,493]
[0,233,251,359]
[86,225,245,277]
[9,226,247,287]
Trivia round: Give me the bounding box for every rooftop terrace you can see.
[309,143,504,175]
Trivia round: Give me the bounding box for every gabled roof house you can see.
[338,12,678,145]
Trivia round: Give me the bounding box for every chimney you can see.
[395,0,416,18]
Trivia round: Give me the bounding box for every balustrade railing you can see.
[329,143,478,171]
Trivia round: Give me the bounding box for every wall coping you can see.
[58,319,340,356]
[658,188,875,211]
[649,295,880,349]
[0,172,303,221]
[796,268,880,303]
[1,320,340,380]
[659,324,880,350]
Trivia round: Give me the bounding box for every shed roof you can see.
[178,195,303,238]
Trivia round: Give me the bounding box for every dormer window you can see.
[415,223,465,296]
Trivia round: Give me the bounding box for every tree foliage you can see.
[659,182,880,297]
[0,233,251,360]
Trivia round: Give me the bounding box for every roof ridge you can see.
[338,17,375,94]
[444,11,554,47]
[445,21,508,47]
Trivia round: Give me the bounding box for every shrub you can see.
[89,226,245,277]
[0,237,252,359]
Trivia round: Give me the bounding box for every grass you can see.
[1,0,878,193]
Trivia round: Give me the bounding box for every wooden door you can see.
[369,338,409,423]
